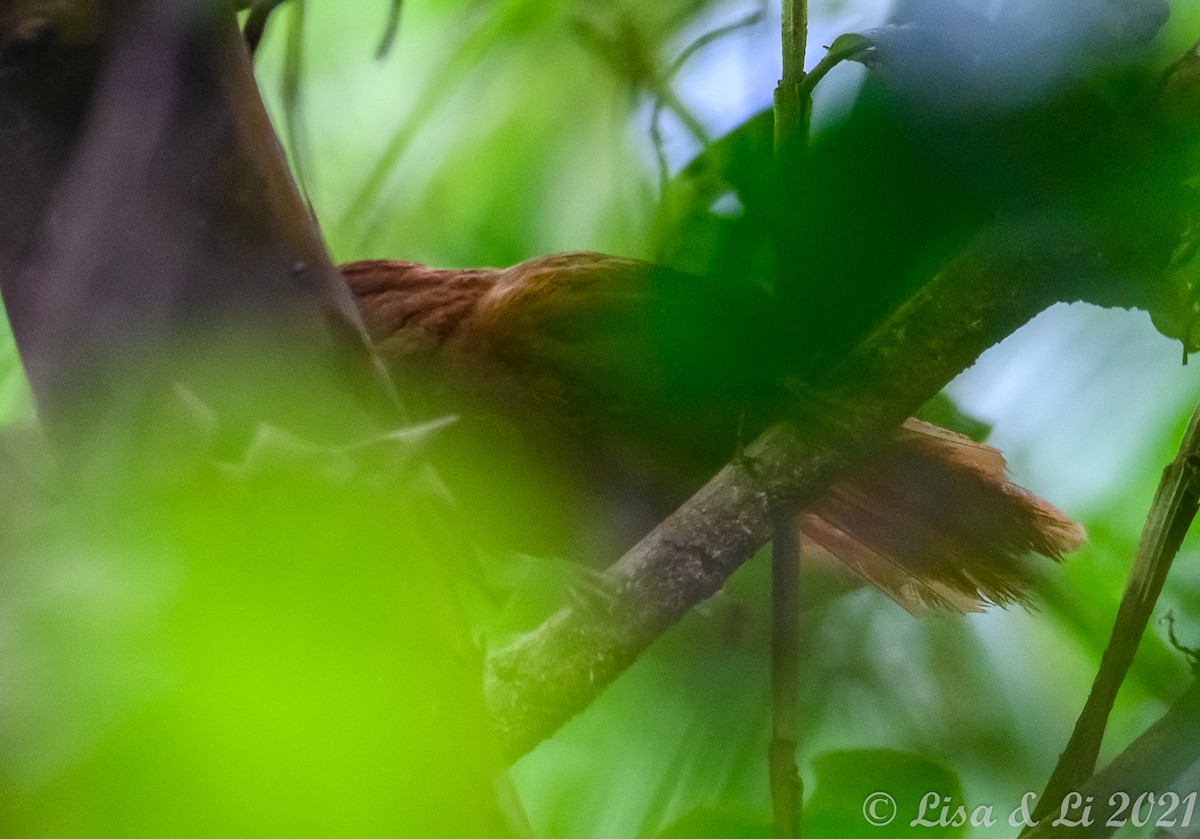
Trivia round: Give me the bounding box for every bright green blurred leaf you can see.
[654,806,770,839]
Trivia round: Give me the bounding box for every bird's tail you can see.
[801,419,1085,613]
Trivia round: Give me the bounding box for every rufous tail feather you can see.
[801,419,1085,613]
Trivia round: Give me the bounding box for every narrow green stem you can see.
[774,0,809,156]
[653,83,711,148]
[770,514,803,839]
[770,5,809,835]
[781,0,807,87]
[800,34,874,100]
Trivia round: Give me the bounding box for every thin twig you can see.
[1163,611,1200,670]
[769,2,810,833]
[775,0,808,154]
[649,10,764,197]
[652,84,711,149]
[1023,678,1200,839]
[668,10,765,79]
[649,101,670,197]
[770,512,803,839]
[799,33,874,101]
[1028,403,1200,826]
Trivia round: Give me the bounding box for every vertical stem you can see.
[773,0,810,324]
[770,513,803,839]
[769,3,809,837]
[775,0,809,156]
[1026,403,1200,829]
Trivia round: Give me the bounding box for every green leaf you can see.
[804,749,967,839]
[654,807,770,839]
[827,32,875,65]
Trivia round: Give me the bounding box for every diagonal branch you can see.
[1029,400,1200,825]
[1023,677,1200,839]
[485,210,1149,761]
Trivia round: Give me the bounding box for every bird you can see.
[331,1,1186,615]
[341,251,1085,613]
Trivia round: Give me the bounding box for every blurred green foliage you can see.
[3,0,1200,837]
[0,364,518,836]
[804,749,965,838]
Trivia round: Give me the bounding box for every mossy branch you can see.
[486,210,1147,761]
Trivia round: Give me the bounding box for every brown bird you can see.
[342,251,1084,612]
